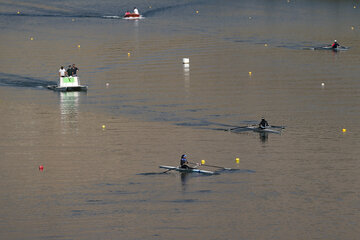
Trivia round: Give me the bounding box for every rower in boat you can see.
[159,155,215,174]
[180,154,192,169]
[331,40,340,49]
[259,117,269,129]
[133,7,139,15]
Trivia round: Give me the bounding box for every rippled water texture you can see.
[0,0,359,239]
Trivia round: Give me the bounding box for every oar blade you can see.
[269,125,285,129]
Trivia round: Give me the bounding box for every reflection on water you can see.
[133,19,139,28]
[259,132,268,142]
[180,172,190,191]
[60,91,82,134]
[183,63,190,96]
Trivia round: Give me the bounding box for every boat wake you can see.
[142,3,193,17]
[0,72,55,89]
[122,16,145,20]
[1,12,147,21]
[227,36,350,52]
[102,15,145,20]
[102,15,121,19]
[0,12,100,19]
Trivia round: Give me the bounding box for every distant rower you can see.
[331,40,340,49]
[180,154,190,169]
[259,117,269,129]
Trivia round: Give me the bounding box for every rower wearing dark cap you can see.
[180,154,190,169]
[259,117,269,129]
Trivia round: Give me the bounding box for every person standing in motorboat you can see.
[331,40,340,49]
[71,64,79,76]
[259,117,269,129]
[133,7,139,15]
[66,65,72,77]
[59,66,66,77]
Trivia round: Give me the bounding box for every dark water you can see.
[1,0,360,239]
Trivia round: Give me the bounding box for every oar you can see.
[228,125,249,131]
[269,125,285,129]
[189,162,231,170]
[187,162,199,166]
[201,163,232,170]
[163,169,173,173]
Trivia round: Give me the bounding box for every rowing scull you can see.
[159,165,215,175]
[229,125,283,134]
[246,126,281,134]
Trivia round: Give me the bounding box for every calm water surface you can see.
[0,0,359,239]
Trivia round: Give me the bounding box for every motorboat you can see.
[47,76,87,92]
[123,13,142,19]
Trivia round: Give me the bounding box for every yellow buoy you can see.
[128,52,131,57]
[249,71,252,76]
[351,26,355,30]
[342,128,346,133]
[77,45,81,48]
[354,5,356,9]
[264,43,268,47]
[196,10,199,14]
[17,11,20,14]
[30,37,34,41]
[102,125,106,129]
[201,160,205,165]
[236,158,240,164]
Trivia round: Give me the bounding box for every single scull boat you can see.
[159,165,215,174]
[230,125,283,134]
[246,126,281,134]
[311,46,349,51]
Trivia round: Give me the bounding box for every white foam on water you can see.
[102,15,121,19]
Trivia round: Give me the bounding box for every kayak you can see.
[159,165,215,174]
[47,77,87,92]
